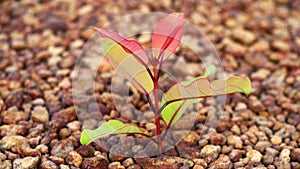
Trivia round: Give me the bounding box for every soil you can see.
[1,0,300,169]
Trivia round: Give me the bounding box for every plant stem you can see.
[153,68,162,154]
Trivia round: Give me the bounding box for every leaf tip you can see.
[243,77,252,95]
[80,129,92,146]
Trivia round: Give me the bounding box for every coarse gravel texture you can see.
[1,0,300,169]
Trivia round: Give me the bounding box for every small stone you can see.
[251,69,271,81]
[225,43,247,57]
[265,147,279,156]
[66,151,83,168]
[48,56,62,67]
[122,158,134,167]
[229,149,245,162]
[76,145,95,157]
[41,160,59,169]
[232,28,256,44]
[254,141,272,153]
[109,162,125,169]
[0,124,26,136]
[36,144,48,154]
[59,78,71,89]
[67,121,81,131]
[291,148,300,162]
[262,154,274,165]
[5,92,23,109]
[227,135,243,149]
[279,149,291,163]
[31,106,49,123]
[0,135,26,149]
[13,156,39,169]
[59,164,70,169]
[11,39,26,50]
[230,125,241,135]
[209,155,233,169]
[247,150,262,163]
[200,145,221,162]
[145,123,156,131]
[11,141,40,157]
[0,160,12,168]
[31,98,45,105]
[1,106,29,124]
[51,140,74,158]
[272,40,290,52]
[271,135,282,145]
[59,128,71,138]
[52,107,77,125]
[209,133,226,145]
[235,102,247,110]
[82,156,108,169]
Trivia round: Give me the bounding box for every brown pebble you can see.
[66,151,83,167]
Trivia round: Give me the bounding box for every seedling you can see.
[80,13,251,154]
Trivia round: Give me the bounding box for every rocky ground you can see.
[1,0,300,169]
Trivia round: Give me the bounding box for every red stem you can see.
[153,68,163,154]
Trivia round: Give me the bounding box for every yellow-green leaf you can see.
[100,39,153,94]
[80,120,150,145]
[164,76,251,103]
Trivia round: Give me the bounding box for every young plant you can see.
[80,13,251,154]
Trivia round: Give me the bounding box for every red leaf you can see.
[152,13,185,62]
[91,27,150,66]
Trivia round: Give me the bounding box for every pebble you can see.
[13,156,39,169]
[209,133,226,145]
[122,158,134,167]
[59,78,72,89]
[271,135,282,145]
[109,162,125,169]
[291,148,300,162]
[36,144,49,154]
[0,124,26,136]
[31,98,45,105]
[254,141,272,153]
[227,135,243,149]
[67,121,81,131]
[279,149,291,163]
[225,43,247,57]
[209,155,233,169]
[272,40,290,52]
[0,135,26,149]
[262,154,274,165]
[247,150,263,163]
[251,69,271,81]
[82,156,108,169]
[229,149,245,162]
[200,145,221,162]
[41,160,59,169]
[31,106,49,123]
[232,28,256,44]
[60,164,70,169]
[51,140,74,158]
[1,106,29,124]
[0,160,12,168]
[66,151,83,167]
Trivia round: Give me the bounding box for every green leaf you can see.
[100,38,154,94]
[164,76,251,103]
[161,65,217,126]
[161,99,199,126]
[80,120,150,145]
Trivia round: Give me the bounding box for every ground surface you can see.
[0,0,300,169]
